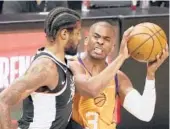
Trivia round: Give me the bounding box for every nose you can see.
[97,38,104,45]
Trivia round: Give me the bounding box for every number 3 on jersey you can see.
[85,112,99,129]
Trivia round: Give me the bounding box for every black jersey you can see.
[18,48,75,129]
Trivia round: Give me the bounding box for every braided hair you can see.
[44,7,80,41]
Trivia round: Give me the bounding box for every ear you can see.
[84,36,89,46]
[60,29,69,40]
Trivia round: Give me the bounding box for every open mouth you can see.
[94,47,103,55]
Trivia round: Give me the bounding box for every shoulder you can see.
[25,57,59,88]
[27,57,58,76]
[116,70,133,89]
[117,70,130,81]
[32,57,57,69]
[69,60,85,75]
[116,70,133,94]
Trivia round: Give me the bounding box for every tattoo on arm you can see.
[0,58,56,129]
[1,64,49,105]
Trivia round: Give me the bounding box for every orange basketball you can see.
[127,22,167,62]
[94,93,106,107]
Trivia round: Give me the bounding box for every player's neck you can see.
[45,43,65,64]
[83,55,107,75]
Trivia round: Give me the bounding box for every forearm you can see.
[87,55,125,96]
[123,79,156,122]
[0,103,12,129]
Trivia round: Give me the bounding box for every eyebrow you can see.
[94,33,111,40]
[94,33,100,37]
[104,36,111,40]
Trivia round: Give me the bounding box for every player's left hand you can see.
[147,44,169,79]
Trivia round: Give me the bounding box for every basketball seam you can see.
[94,93,106,100]
[139,25,163,50]
[139,25,155,61]
[94,99,105,107]
[151,24,163,52]
[129,33,154,56]
[145,36,154,61]
[131,29,162,56]
[129,32,155,38]
[94,96,105,99]
[152,24,167,40]
[94,98,105,102]
[94,93,106,107]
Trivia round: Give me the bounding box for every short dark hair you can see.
[44,7,80,40]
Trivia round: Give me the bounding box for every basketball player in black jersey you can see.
[0,7,82,129]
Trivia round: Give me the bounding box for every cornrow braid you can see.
[44,7,80,40]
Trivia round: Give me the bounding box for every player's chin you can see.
[92,54,106,60]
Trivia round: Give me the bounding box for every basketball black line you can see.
[133,34,154,61]
[94,99,105,106]
[133,28,164,61]
[100,93,105,96]
[152,24,167,40]
[129,32,154,38]
[132,30,163,60]
[145,36,154,61]
[94,93,106,99]
[129,33,153,54]
[130,30,162,55]
[139,25,163,50]
[138,25,156,60]
[139,24,164,49]
[94,96,105,99]
[94,98,105,103]
[100,93,106,99]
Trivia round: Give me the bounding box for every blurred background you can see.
[0,0,169,129]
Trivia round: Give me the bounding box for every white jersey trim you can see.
[34,55,67,96]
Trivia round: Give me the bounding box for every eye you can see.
[106,39,110,42]
[104,38,110,42]
[94,35,97,38]
[94,35,99,39]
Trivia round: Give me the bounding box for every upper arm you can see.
[0,58,58,106]
[69,61,92,96]
[69,60,85,75]
[117,70,134,104]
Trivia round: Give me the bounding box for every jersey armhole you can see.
[114,73,121,124]
[33,54,67,96]
[115,74,119,96]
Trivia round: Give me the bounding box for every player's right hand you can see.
[119,26,134,60]
[147,44,169,79]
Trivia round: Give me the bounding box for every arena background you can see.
[0,6,169,129]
